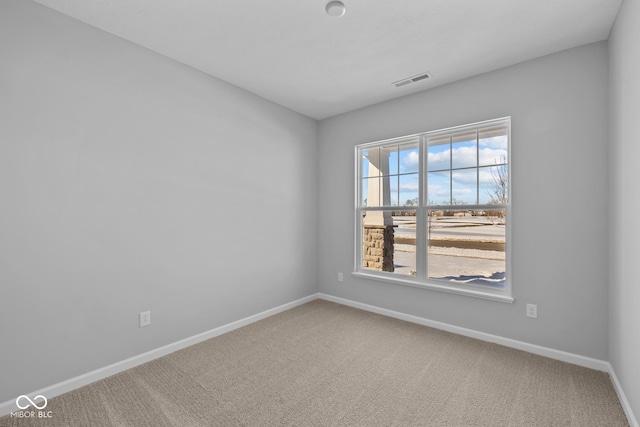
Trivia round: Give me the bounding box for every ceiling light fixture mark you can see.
[326,1,346,17]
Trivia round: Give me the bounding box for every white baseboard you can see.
[0,293,319,418]
[318,293,638,427]
[607,362,639,427]
[318,293,609,370]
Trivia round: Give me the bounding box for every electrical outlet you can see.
[338,272,344,282]
[139,311,151,327]
[526,304,538,319]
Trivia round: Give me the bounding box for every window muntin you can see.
[426,124,508,207]
[360,139,420,208]
[356,118,510,299]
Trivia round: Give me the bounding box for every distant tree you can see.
[404,197,419,206]
[487,157,508,222]
[488,157,508,205]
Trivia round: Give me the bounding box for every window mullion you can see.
[448,135,452,206]
[476,129,480,205]
[355,146,363,271]
[416,135,427,280]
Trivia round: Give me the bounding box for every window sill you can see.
[351,271,515,304]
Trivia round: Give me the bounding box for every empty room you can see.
[1,0,638,426]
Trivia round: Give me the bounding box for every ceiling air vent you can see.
[393,72,433,88]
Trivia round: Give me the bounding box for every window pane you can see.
[479,165,508,205]
[479,126,508,167]
[399,173,419,206]
[427,171,450,205]
[362,211,416,276]
[362,177,379,207]
[427,135,450,171]
[427,209,506,288]
[361,147,379,178]
[381,175,397,207]
[399,141,419,174]
[451,169,477,205]
[362,175,407,207]
[451,131,477,169]
[388,175,399,206]
[380,144,398,176]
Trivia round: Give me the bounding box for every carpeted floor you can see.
[0,299,629,426]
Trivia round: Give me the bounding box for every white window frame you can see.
[353,117,513,303]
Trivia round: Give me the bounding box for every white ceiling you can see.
[33,0,622,120]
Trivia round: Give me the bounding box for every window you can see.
[354,118,511,302]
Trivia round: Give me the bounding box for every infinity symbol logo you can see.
[16,395,48,410]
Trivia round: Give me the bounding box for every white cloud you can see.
[427,150,450,170]
[399,181,419,191]
[403,151,419,170]
[451,146,476,168]
[479,148,507,165]
[427,183,448,198]
[451,170,476,185]
[479,135,508,149]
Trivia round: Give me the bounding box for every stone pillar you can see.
[362,147,395,272]
[363,225,395,272]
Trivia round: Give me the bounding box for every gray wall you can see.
[609,0,640,419]
[318,42,610,360]
[0,0,317,403]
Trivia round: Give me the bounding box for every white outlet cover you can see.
[526,304,538,319]
[139,311,151,327]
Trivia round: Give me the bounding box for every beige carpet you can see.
[1,300,629,426]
